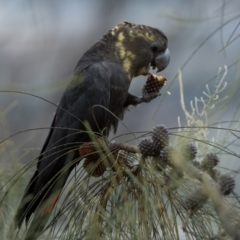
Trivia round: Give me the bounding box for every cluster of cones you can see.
[79,123,235,215]
[78,72,235,214]
[137,125,235,212]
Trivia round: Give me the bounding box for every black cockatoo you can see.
[14,21,170,239]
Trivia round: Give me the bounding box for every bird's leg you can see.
[124,92,161,107]
[140,91,161,103]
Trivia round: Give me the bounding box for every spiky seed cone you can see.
[142,73,167,95]
[83,158,106,177]
[79,142,100,160]
[182,143,197,161]
[209,169,221,181]
[192,160,201,169]
[138,139,158,156]
[152,125,169,151]
[185,188,208,212]
[159,146,174,164]
[155,146,172,171]
[218,174,235,195]
[201,153,219,170]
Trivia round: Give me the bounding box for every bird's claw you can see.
[141,92,161,103]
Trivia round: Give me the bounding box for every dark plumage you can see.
[14,21,170,239]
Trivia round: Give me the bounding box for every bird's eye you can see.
[151,42,158,52]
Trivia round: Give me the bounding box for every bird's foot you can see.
[140,92,161,103]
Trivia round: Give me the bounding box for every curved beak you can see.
[155,48,170,72]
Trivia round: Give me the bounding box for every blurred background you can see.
[0,0,240,188]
